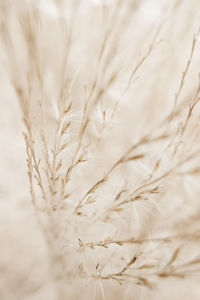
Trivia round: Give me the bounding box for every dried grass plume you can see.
[1,0,200,299]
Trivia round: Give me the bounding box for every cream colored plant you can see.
[1,0,200,299]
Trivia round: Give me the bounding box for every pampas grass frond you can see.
[1,0,200,299]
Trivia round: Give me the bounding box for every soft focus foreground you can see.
[1,0,200,299]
